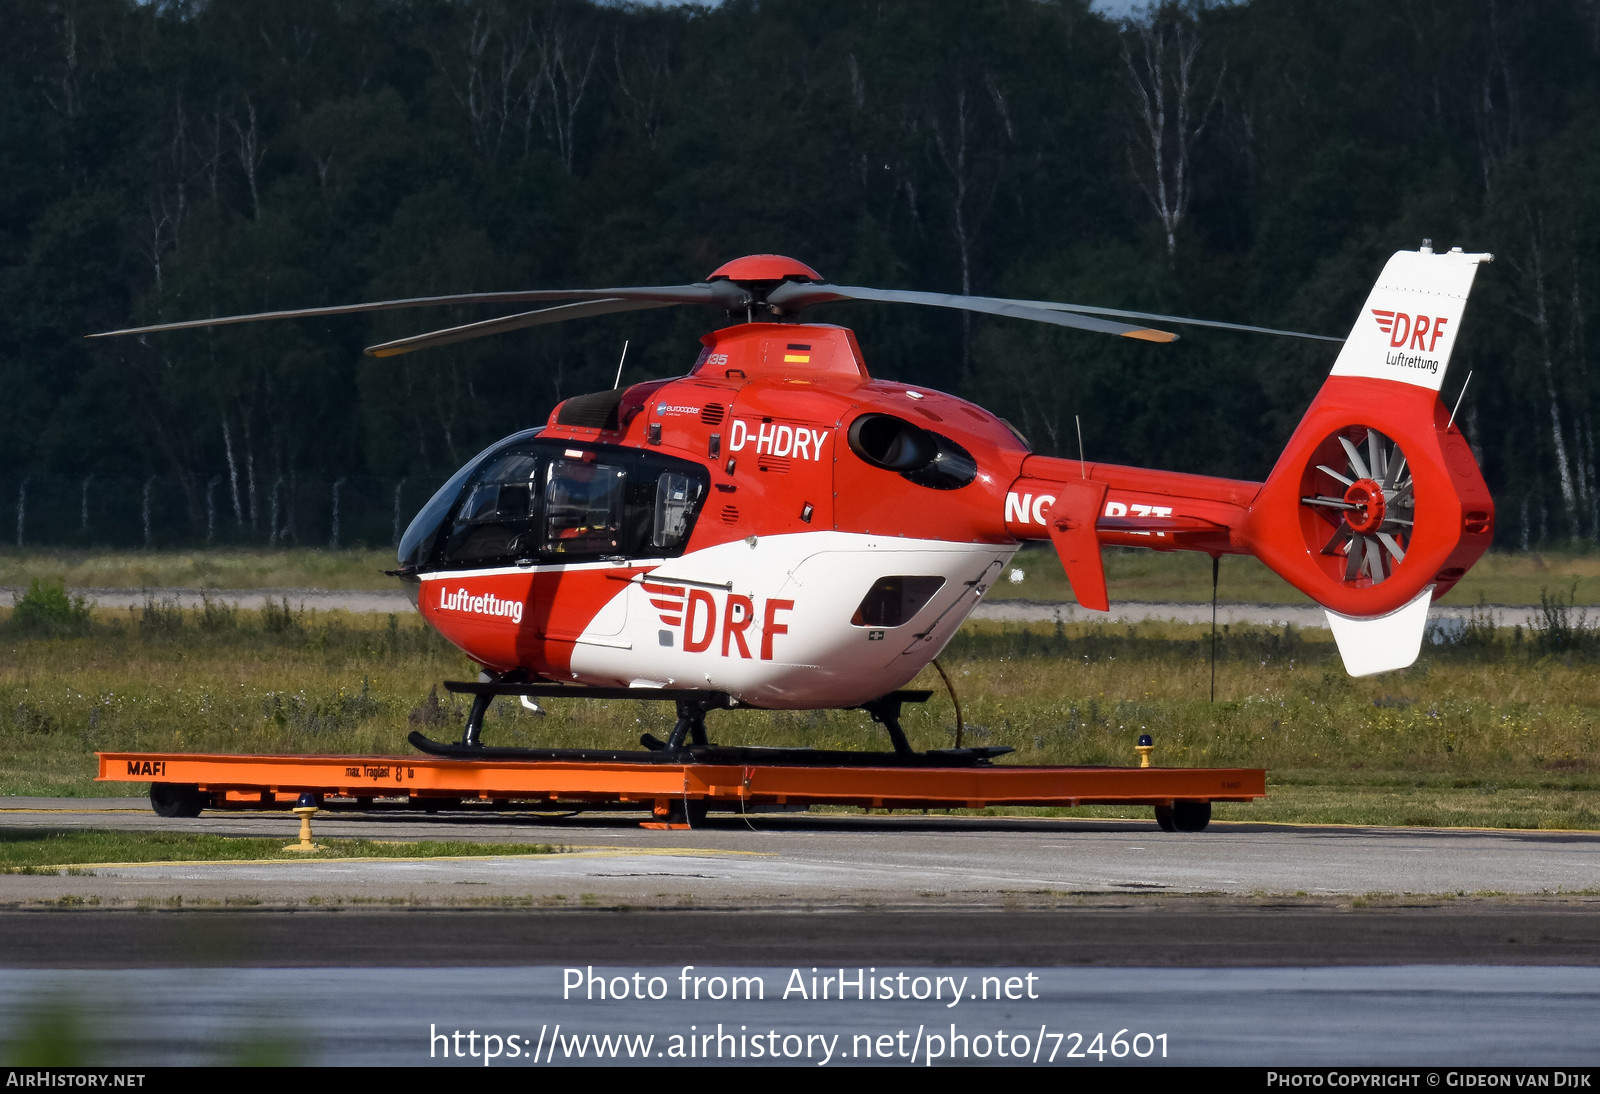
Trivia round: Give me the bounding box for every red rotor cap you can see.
[1343,478,1387,535]
[707,254,823,283]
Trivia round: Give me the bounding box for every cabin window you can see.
[543,459,628,555]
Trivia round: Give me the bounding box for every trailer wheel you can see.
[661,799,710,827]
[1155,800,1211,832]
[150,782,207,818]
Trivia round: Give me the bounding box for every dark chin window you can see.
[851,576,947,627]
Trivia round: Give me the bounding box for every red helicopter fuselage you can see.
[87,247,1498,710]
[397,248,1496,704]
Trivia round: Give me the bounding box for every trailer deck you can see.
[99,751,1266,831]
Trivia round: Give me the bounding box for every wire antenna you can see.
[1209,555,1221,703]
[1076,415,1086,478]
[1447,369,1473,430]
[613,339,630,389]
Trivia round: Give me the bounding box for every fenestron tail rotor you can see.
[1300,427,1415,587]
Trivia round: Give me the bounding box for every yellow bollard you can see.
[283,792,322,853]
[1135,733,1154,769]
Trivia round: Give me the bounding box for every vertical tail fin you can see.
[1242,245,1496,675]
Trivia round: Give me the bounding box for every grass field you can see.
[0,588,1594,830]
[1,544,1597,604]
[0,548,397,591]
[990,543,1600,606]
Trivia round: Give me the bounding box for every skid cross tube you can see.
[435,681,940,763]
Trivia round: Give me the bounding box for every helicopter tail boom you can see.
[1007,246,1495,675]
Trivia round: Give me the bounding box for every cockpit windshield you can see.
[399,434,710,572]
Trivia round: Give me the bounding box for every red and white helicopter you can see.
[96,244,1495,762]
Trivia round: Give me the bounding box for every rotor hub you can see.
[1343,479,1386,534]
[706,255,823,283]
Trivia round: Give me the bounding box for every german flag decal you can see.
[783,342,812,364]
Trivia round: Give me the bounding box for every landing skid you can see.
[408,731,1012,768]
[426,680,1012,768]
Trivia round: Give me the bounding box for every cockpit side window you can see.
[439,449,544,565]
[653,472,701,549]
[397,427,544,572]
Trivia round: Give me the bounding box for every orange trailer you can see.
[99,751,1264,832]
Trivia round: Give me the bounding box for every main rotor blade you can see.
[364,298,675,358]
[88,283,733,339]
[768,281,1342,343]
[766,282,1177,341]
[1025,299,1345,343]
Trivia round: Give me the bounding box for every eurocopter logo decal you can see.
[437,587,524,624]
[644,580,793,659]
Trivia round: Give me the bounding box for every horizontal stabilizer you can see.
[1045,481,1110,612]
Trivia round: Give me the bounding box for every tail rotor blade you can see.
[1317,463,1355,488]
[1344,534,1364,581]
[1338,435,1372,481]
[1366,536,1385,584]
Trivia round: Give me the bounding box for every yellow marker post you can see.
[283,792,322,853]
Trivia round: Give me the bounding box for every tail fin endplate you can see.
[1242,245,1495,674]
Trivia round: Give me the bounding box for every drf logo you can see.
[1372,309,1448,352]
[644,582,794,659]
